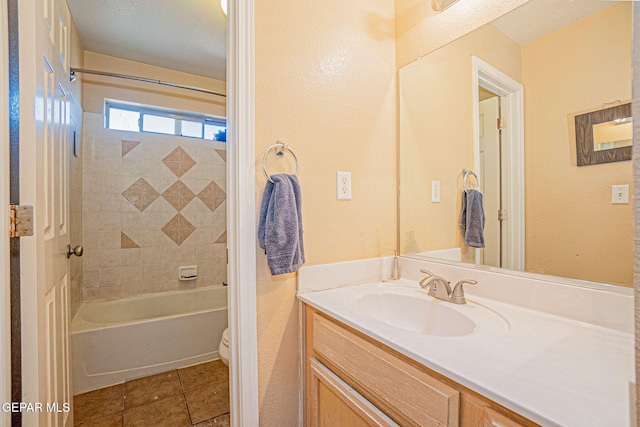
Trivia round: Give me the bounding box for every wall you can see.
[394,0,528,69]
[82,50,226,116]
[399,23,521,259]
[633,3,640,421]
[522,3,633,286]
[80,53,228,301]
[254,0,397,424]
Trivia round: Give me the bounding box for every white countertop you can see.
[298,280,635,427]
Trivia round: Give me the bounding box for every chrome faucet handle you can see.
[418,269,435,288]
[450,279,477,304]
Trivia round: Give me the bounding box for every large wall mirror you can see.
[399,0,632,286]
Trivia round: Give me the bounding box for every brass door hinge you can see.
[498,209,506,222]
[497,118,506,130]
[10,204,34,237]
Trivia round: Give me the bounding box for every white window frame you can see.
[104,100,227,141]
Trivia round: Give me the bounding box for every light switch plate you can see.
[612,184,629,204]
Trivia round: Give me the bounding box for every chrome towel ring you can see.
[462,168,479,191]
[262,141,300,183]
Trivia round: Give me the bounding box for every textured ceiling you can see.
[492,0,615,46]
[67,0,227,80]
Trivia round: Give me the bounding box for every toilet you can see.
[219,328,230,366]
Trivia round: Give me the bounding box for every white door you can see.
[19,0,73,425]
[478,96,501,268]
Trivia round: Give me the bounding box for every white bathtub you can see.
[71,286,227,394]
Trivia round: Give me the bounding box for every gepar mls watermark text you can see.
[2,402,70,413]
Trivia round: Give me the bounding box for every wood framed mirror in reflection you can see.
[398,0,632,287]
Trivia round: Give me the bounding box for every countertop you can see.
[298,280,635,427]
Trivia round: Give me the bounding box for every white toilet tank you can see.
[219,328,229,366]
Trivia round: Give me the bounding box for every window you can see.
[105,101,226,141]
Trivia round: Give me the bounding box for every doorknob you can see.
[66,244,84,258]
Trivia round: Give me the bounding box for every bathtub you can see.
[71,286,227,394]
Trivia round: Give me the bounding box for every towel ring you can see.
[262,141,300,183]
[463,169,479,191]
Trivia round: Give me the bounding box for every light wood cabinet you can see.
[304,305,539,427]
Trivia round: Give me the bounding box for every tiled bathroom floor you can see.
[73,360,230,427]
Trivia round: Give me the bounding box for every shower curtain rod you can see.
[69,68,226,98]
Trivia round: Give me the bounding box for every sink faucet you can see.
[418,269,477,304]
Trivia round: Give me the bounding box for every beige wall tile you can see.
[98,138,122,157]
[120,248,141,267]
[99,230,121,249]
[83,174,100,194]
[99,268,122,287]
[99,249,123,269]
[82,270,99,289]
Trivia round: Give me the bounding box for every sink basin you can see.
[356,292,477,336]
[342,283,509,337]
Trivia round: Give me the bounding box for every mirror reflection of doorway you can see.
[473,56,525,272]
[478,89,503,268]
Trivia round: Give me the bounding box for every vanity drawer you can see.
[311,312,460,427]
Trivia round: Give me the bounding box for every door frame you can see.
[472,56,525,271]
[1,0,11,424]
[227,0,260,425]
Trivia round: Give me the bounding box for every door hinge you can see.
[10,204,34,238]
[497,118,506,130]
[498,209,506,222]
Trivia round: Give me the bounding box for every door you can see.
[478,95,501,268]
[18,0,73,425]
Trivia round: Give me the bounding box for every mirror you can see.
[399,0,633,286]
[574,102,632,166]
[593,119,632,152]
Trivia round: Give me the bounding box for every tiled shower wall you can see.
[70,121,84,316]
[82,112,227,301]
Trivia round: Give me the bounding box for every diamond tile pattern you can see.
[197,181,226,212]
[162,180,196,211]
[215,231,226,244]
[161,213,196,245]
[162,147,196,178]
[122,140,141,157]
[121,232,140,249]
[214,149,226,162]
[122,178,160,212]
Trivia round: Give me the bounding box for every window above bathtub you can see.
[105,100,227,142]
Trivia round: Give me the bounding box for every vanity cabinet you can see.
[304,305,539,427]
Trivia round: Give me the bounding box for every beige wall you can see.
[82,50,226,116]
[399,23,521,259]
[523,3,633,286]
[394,0,528,69]
[255,0,397,424]
[633,3,640,419]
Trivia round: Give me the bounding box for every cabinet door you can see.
[308,358,399,427]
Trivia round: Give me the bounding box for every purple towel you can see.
[459,189,485,248]
[258,174,305,275]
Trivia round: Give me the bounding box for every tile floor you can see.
[73,360,230,427]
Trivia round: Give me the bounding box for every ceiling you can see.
[492,0,615,46]
[67,0,227,81]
